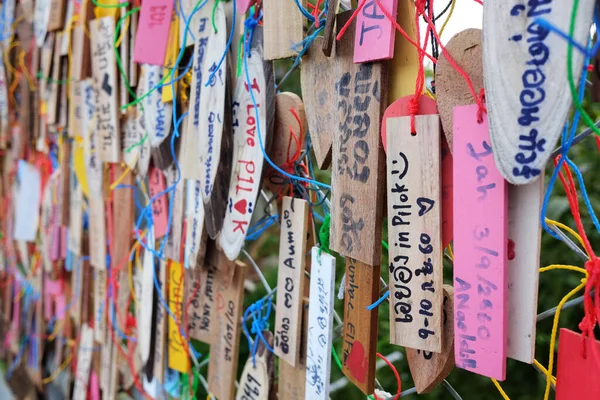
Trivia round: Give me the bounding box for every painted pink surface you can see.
[51,209,60,261]
[556,329,600,400]
[381,95,437,151]
[452,104,507,381]
[148,167,168,238]
[133,0,174,65]
[90,372,100,400]
[354,0,397,63]
[442,136,453,248]
[45,279,62,319]
[237,0,255,14]
[61,226,67,259]
[54,294,66,319]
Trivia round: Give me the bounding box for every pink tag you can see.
[148,167,168,238]
[452,105,508,380]
[133,0,174,65]
[54,294,66,319]
[354,0,397,63]
[556,329,600,400]
[50,209,60,261]
[237,0,255,14]
[61,226,67,259]
[89,371,100,400]
[441,136,453,248]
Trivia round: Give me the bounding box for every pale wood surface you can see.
[90,17,120,163]
[435,28,483,153]
[263,0,303,60]
[188,241,218,344]
[507,179,543,363]
[274,197,309,367]
[329,11,387,265]
[386,115,442,352]
[483,0,594,184]
[387,0,419,103]
[278,300,308,400]
[208,258,247,400]
[406,285,455,393]
[342,258,380,395]
[301,36,333,169]
[185,179,207,269]
[235,331,274,400]
[165,163,185,262]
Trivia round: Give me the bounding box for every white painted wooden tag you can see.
[90,17,121,163]
[73,324,94,399]
[122,111,140,170]
[184,179,206,269]
[39,171,57,273]
[507,178,543,363]
[235,331,274,400]
[198,1,227,203]
[165,164,184,261]
[94,269,107,343]
[2,0,16,49]
[0,62,9,140]
[274,197,309,367]
[386,115,443,352]
[139,228,156,365]
[135,79,151,179]
[68,173,83,256]
[483,0,595,184]
[33,0,50,47]
[218,32,269,261]
[305,247,336,400]
[142,64,173,147]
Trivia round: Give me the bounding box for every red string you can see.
[373,352,401,400]
[305,0,324,28]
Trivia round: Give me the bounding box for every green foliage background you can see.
[194,59,600,399]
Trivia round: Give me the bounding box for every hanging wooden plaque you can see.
[184,179,208,269]
[301,36,334,169]
[342,258,379,395]
[188,240,218,343]
[165,163,185,262]
[89,17,121,163]
[263,0,304,60]
[219,27,275,261]
[198,1,233,239]
[353,0,398,63]
[556,329,600,400]
[278,299,308,400]
[207,257,247,400]
[329,11,387,266]
[453,105,507,380]
[483,0,595,184]
[386,115,442,352]
[235,332,274,400]
[153,260,168,384]
[305,248,336,399]
[274,197,308,367]
[406,285,455,393]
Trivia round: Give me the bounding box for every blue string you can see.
[367,290,389,310]
[204,0,236,87]
[533,18,590,56]
[241,297,275,367]
[242,14,332,191]
[246,214,279,241]
[6,336,28,379]
[47,258,83,333]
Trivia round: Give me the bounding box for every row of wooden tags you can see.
[0,0,600,399]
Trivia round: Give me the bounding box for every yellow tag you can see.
[94,0,121,18]
[41,101,48,115]
[168,261,190,373]
[162,11,180,103]
[73,139,90,198]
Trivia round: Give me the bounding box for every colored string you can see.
[241,297,275,367]
[205,0,236,87]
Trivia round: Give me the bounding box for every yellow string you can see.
[41,348,74,384]
[545,218,591,259]
[491,379,510,400]
[533,359,557,385]
[115,11,130,49]
[47,319,65,342]
[17,50,36,90]
[109,162,132,191]
[128,230,147,306]
[540,264,588,275]
[438,0,456,38]
[4,40,20,77]
[446,243,454,261]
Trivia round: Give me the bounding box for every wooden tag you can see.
[556,329,600,400]
[90,17,121,163]
[148,167,169,238]
[483,0,595,184]
[73,323,94,399]
[71,24,90,81]
[199,2,233,239]
[305,247,336,399]
[386,0,418,103]
[134,0,174,65]
[207,258,247,400]
[47,0,65,31]
[86,178,105,270]
[181,16,211,180]
[301,36,334,169]
[46,35,62,125]
[219,27,275,260]
[0,63,8,144]
[274,197,309,366]
[453,105,507,380]
[93,269,107,343]
[135,80,151,178]
[184,180,208,269]
[139,232,156,365]
[187,242,217,343]
[119,6,130,114]
[354,0,397,63]
[235,331,274,400]
[441,136,453,248]
[406,285,455,393]
[142,64,173,148]
[68,174,83,256]
[265,92,307,201]
[162,9,180,102]
[165,163,185,262]
[342,258,380,395]
[435,28,483,153]
[278,300,308,400]
[386,115,442,352]
[168,261,190,373]
[153,260,168,384]
[179,0,213,47]
[506,179,543,363]
[329,12,387,266]
[263,0,304,60]
[122,111,140,170]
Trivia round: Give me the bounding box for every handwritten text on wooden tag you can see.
[235,332,274,400]
[354,0,397,63]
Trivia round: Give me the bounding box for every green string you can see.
[318,214,331,256]
[36,73,71,85]
[211,0,220,33]
[236,35,244,77]
[91,0,129,9]
[568,0,599,137]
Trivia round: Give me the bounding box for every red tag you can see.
[148,167,169,238]
[557,329,600,400]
